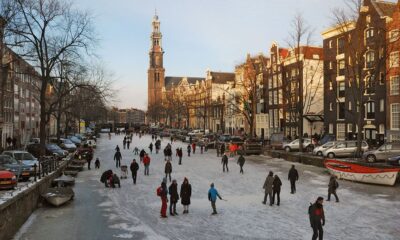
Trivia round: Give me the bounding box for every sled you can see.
[120,165,128,179]
[324,159,400,186]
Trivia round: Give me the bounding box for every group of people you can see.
[123,135,133,149]
[104,132,341,240]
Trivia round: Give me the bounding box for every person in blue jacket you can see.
[208,183,222,215]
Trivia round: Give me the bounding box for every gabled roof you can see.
[164,76,204,90]
[209,72,235,84]
[372,0,397,17]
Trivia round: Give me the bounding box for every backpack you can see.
[156,186,162,196]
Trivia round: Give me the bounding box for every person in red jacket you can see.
[143,154,151,176]
[158,181,168,218]
[192,142,196,154]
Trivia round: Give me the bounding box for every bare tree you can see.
[285,13,323,151]
[4,0,96,153]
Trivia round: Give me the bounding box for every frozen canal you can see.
[15,134,400,240]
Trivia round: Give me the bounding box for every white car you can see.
[313,141,336,156]
[283,139,312,152]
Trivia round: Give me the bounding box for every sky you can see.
[75,0,353,110]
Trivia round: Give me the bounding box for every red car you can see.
[0,170,17,189]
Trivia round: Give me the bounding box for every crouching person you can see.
[111,174,121,188]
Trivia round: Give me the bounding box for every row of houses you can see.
[0,17,42,149]
[148,0,400,146]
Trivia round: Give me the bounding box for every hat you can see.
[210,183,214,187]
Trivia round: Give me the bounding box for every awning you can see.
[303,114,324,122]
[363,124,376,129]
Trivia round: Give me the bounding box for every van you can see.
[270,133,289,150]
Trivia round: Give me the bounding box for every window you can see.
[338,102,345,119]
[365,75,375,94]
[390,52,400,68]
[329,81,333,90]
[379,72,385,85]
[379,124,385,134]
[329,61,333,70]
[389,29,399,42]
[329,40,333,49]
[365,28,374,42]
[338,60,345,76]
[337,37,345,54]
[337,123,346,140]
[329,103,333,111]
[329,124,333,134]
[365,51,374,68]
[390,76,399,95]
[349,101,352,111]
[338,81,345,98]
[365,101,375,119]
[391,103,400,130]
[380,99,384,112]
[348,124,352,133]
[366,15,371,23]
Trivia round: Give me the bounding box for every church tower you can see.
[147,12,165,110]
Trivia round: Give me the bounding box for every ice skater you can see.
[288,165,299,194]
[165,160,172,182]
[95,157,100,169]
[180,177,191,214]
[143,154,151,176]
[272,174,282,206]
[262,171,274,206]
[208,183,222,215]
[130,159,139,184]
[168,179,179,216]
[237,154,245,174]
[221,153,229,172]
[114,150,122,168]
[327,176,339,202]
[309,196,325,240]
[157,181,168,218]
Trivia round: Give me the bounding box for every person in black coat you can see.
[221,153,229,172]
[149,143,153,154]
[114,150,122,168]
[139,149,146,162]
[237,154,245,174]
[272,175,282,206]
[180,177,192,214]
[309,197,325,240]
[165,160,172,182]
[100,170,113,187]
[187,144,191,157]
[177,148,183,165]
[130,159,139,184]
[168,180,179,216]
[288,165,299,194]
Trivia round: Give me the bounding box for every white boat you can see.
[54,174,75,186]
[42,187,74,207]
[325,159,400,186]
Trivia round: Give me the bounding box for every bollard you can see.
[33,163,37,182]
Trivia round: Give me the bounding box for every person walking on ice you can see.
[157,181,168,218]
[288,165,299,194]
[114,150,122,168]
[208,183,223,215]
[168,179,179,216]
[130,159,139,184]
[143,154,151,176]
[237,154,245,174]
[309,196,325,240]
[327,176,339,202]
[262,171,274,205]
[221,152,229,172]
[165,160,172,182]
[180,177,191,214]
[187,144,191,157]
[272,174,282,206]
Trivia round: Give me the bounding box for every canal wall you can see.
[0,159,70,240]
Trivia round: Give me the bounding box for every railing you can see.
[32,156,61,181]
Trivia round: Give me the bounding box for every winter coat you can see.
[273,176,282,191]
[220,144,225,153]
[221,155,228,164]
[160,182,168,200]
[130,162,139,172]
[208,187,221,202]
[165,162,172,174]
[237,155,245,166]
[100,170,113,183]
[263,175,274,193]
[177,149,183,157]
[309,203,325,227]
[114,151,122,161]
[288,168,299,181]
[187,145,191,153]
[180,183,192,205]
[139,150,145,158]
[169,183,179,203]
[143,156,150,165]
[328,177,339,191]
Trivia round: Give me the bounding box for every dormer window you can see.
[366,15,371,24]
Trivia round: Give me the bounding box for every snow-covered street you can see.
[15,134,400,240]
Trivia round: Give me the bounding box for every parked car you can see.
[387,155,400,166]
[362,142,400,163]
[0,155,32,181]
[312,141,336,156]
[75,147,93,161]
[26,143,68,159]
[283,138,312,152]
[68,136,82,147]
[218,134,231,143]
[2,150,39,172]
[322,141,369,158]
[270,133,289,150]
[50,138,77,152]
[0,170,17,189]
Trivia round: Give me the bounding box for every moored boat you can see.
[42,187,74,207]
[324,159,400,186]
[53,174,75,186]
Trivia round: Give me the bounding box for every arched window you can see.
[365,50,375,68]
[365,28,374,44]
